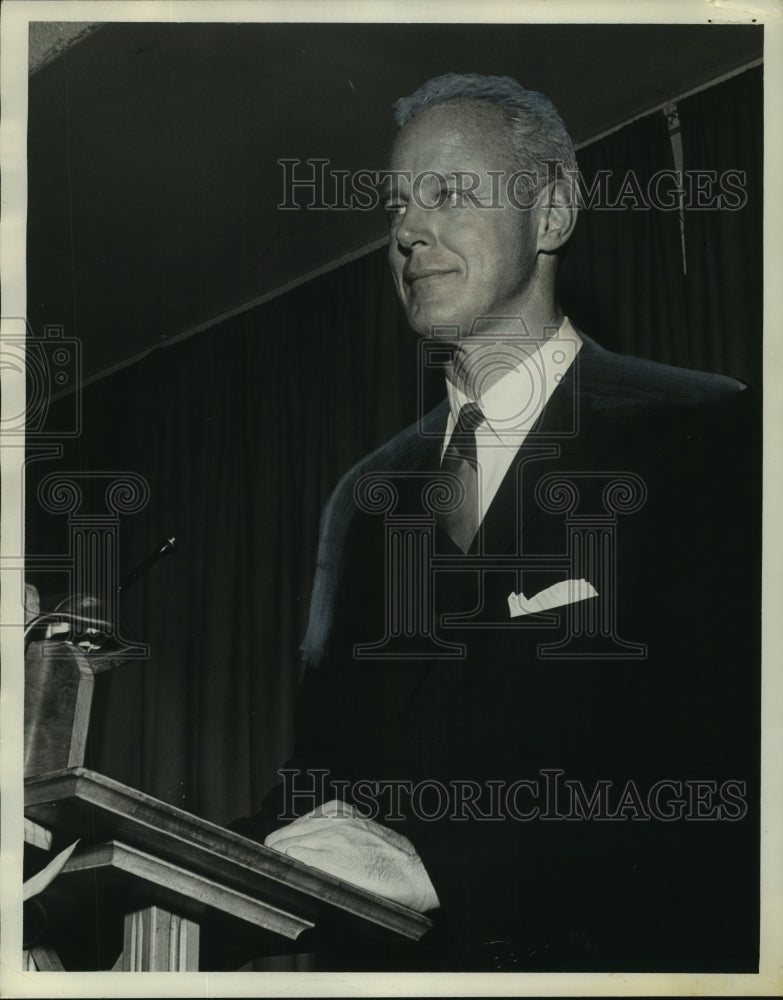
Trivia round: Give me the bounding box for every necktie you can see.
[438,401,485,552]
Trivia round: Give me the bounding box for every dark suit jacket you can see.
[234,333,760,972]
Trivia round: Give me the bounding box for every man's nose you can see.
[394,199,437,252]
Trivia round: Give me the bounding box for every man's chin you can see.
[404,310,472,342]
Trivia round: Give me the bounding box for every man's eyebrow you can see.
[423,172,482,190]
[443,171,484,186]
[379,179,407,201]
[377,170,413,200]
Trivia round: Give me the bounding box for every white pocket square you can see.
[507,579,598,618]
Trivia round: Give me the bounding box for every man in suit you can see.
[233,73,759,972]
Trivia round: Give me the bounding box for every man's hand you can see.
[264,799,440,913]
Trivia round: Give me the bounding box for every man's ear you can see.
[536,177,578,253]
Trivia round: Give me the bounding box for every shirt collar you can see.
[445,316,582,441]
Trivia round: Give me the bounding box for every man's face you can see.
[386,101,543,339]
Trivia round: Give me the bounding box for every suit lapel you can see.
[480,343,598,557]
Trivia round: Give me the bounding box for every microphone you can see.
[118,536,177,593]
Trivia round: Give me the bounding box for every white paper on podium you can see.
[507,579,598,618]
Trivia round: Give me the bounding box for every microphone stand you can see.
[118,537,177,594]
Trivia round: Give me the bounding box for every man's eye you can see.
[385,204,406,223]
[436,188,461,209]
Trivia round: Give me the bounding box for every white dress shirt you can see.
[442,317,582,525]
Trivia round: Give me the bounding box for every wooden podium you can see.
[24,767,434,971]
[23,642,434,971]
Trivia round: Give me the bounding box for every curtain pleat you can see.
[678,65,762,389]
[559,109,691,366]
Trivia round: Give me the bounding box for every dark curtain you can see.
[27,248,427,826]
[678,65,763,389]
[560,65,762,386]
[26,68,762,828]
[559,107,691,366]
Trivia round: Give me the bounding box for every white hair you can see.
[393,72,578,182]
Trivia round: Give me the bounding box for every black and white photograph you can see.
[1,2,781,995]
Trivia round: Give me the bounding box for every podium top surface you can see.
[25,767,433,942]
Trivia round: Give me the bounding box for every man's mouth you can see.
[404,268,457,286]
